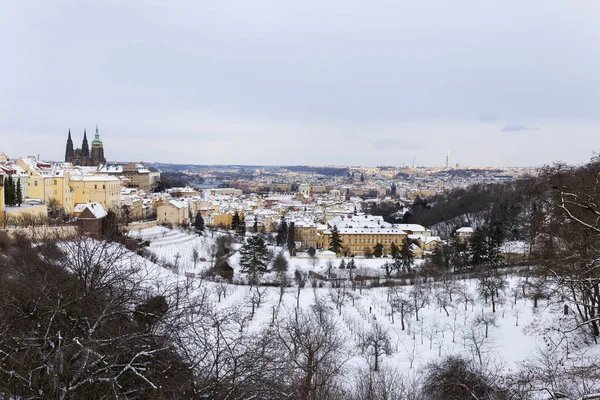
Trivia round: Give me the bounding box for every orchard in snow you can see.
[121,225,600,399]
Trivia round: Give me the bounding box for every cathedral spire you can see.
[81,129,90,159]
[65,129,74,163]
[92,124,103,144]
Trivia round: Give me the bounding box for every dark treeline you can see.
[405,178,537,239]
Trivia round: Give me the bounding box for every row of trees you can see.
[3,175,23,207]
[276,217,296,255]
[423,227,504,275]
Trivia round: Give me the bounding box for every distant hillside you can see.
[405,178,538,239]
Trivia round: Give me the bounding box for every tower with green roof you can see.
[91,124,106,166]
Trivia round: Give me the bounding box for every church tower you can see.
[81,129,90,162]
[90,124,106,166]
[65,129,74,163]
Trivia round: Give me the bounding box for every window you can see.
[34,181,38,186]
[94,185,97,189]
[103,185,105,189]
[54,179,57,185]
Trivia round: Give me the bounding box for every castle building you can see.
[65,125,107,166]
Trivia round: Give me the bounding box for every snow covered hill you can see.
[121,226,600,398]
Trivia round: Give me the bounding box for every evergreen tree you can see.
[449,235,469,272]
[429,244,449,272]
[398,239,415,272]
[5,175,16,207]
[237,216,246,236]
[9,176,16,206]
[339,259,346,269]
[347,258,356,269]
[253,216,258,233]
[390,242,399,259]
[469,227,487,266]
[391,182,397,197]
[231,211,241,231]
[360,173,365,182]
[328,226,343,255]
[3,176,11,207]
[373,243,383,258]
[276,217,288,246]
[194,211,205,234]
[239,236,271,284]
[486,226,504,266]
[287,222,296,255]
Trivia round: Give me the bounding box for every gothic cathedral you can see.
[65,125,107,166]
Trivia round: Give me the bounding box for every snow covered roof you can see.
[394,223,429,232]
[168,200,186,209]
[424,236,442,244]
[74,202,108,219]
[69,175,121,182]
[456,227,474,233]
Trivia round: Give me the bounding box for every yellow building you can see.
[18,157,75,213]
[315,214,414,257]
[17,158,69,209]
[317,229,407,256]
[69,175,121,210]
[156,199,189,226]
[211,211,245,229]
[294,222,318,249]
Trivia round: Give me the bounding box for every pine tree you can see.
[253,216,258,233]
[486,226,504,266]
[390,242,399,259]
[469,227,487,266]
[347,258,356,269]
[373,243,383,258]
[239,236,271,284]
[15,178,22,207]
[328,225,343,255]
[276,217,288,246]
[9,176,16,207]
[287,222,296,255]
[5,175,15,207]
[231,211,241,231]
[449,235,469,272]
[194,211,205,233]
[237,216,246,236]
[3,176,10,207]
[339,259,346,269]
[398,240,415,272]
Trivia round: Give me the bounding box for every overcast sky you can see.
[1,0,599,167]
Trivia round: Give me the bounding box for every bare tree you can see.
[389,288,414,331]
[330,279,349,315]
[409,284,429,322]
[477,273,507,313]
[359,322,393,372]
[274,298,349,400]
[456,282,475,311]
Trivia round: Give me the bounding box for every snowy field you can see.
[123,226,600,395]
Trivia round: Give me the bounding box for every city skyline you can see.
[1,1,599,167]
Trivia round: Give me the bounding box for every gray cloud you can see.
[478,114,498,122]
[500,124,539,132]
[0,0,599,166]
